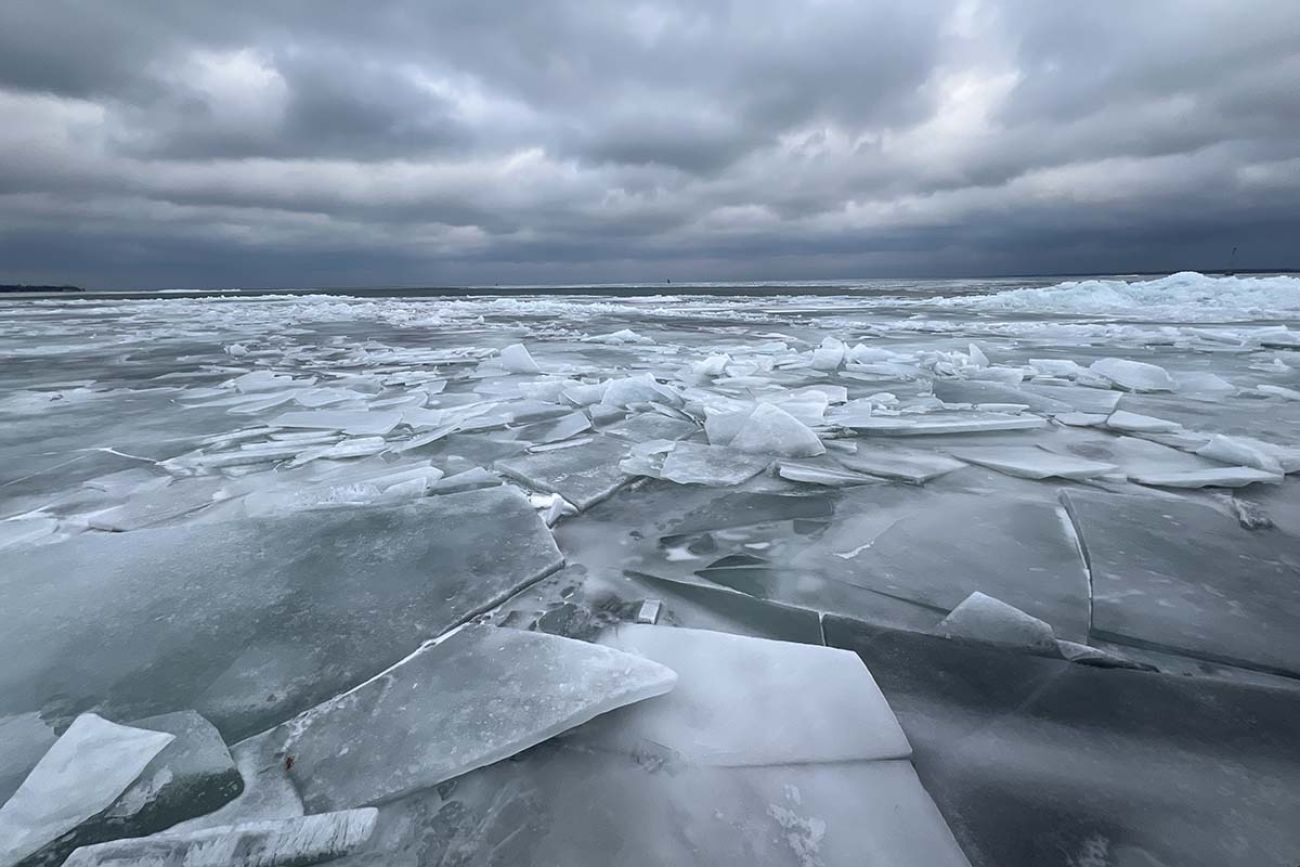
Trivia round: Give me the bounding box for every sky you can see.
[1,0,1298,289]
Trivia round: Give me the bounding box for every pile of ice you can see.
[941,271,1300,320]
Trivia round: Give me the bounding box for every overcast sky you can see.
[2,0,1298,289]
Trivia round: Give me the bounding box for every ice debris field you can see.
[2,271,1300,866]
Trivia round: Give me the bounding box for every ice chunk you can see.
[584,328,652,345]
[269,410,401,436]
[601,373,679,408]
[657,443,770,486]
[86,478,224,531]
[499,342,542,374]
[1089,357,1175,392]
[0,714,174,866]
[1195,435,1286,474]
[497,435,632,509]
[1258,383,1300,401]
[1,487,562,741]
[936,592,1058,654]
[728,404,825,457]
[585,625,910,765]
[931,379,1072,413]
[838,448,966,484]
[810,336,846,370]
[1054,412,1108,427]
[1130,467,1283,489]
[603,412,698,443]
[518,410,592,445]
[166,734,303,833]
[1018,382,1122,414]
[270,625,677,811]
[0,714,57,805]
[846,412,1046,436]
[1104,410,1183,433]
[62,810,377,867]
[561,381,608,406]
[777,461,881,487]
[948,446,1117,480]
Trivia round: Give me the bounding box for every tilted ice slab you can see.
[710,403,826,457]
[497,435,632,509]
[838,447,967,483]
[948,446,1117,480]
[1018,382,1122,414]
[0,487,563,741]
[584,625,910,766]
[936,592,1058,654]
[1129,466,1283,489]
[845,412,1046,436]
[656,442,770,486]
[931,379,1073,414]
[1064,490,1300,676]
[268,409,401,436]
[777,461,882,487]
[498,342,542,374]
[1089,358,1175,392]
[63,810,377,867]
[269,625,677,811]
[1196,434,1300,473]
[1104,410,1183,433]
[0,714,174,867]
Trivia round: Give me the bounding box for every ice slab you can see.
[846,412,1046,436]
[932,379,1073,413]
[518,410,591,445]
[0,518,57,551]
[726,403,825,457]
[1195,435,1296,473]
[777,461,881,486]
[1089,357,1175,392]
[1257,384,1300,400]
[1019,382,1122,414]
[656,443,769,486]
[1104,410,1183,433]
[601,373,680,408]
[0,487,563,740]
[86,478,224,531]
[1065,490,1300,675]
[497,435,632,509]
[0,714,174,867]
[602,412,698,443]
[62,810,377,867]
[270,625,677,811]
[268,410,401,436]
[167,734,303,833]
[948,446,1117,480]
[499,343,541,374]
[0,714,57,805]
[1054,411,1108,427]
[838,448,966,483]
[585,625,910,765]
[936,592,1058,654]
[1130,466,1283,489]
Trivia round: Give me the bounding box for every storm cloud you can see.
[1,0,1298,288]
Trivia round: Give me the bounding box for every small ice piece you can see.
[286,436,388,467]
[529,492,578,526]
[691,353,731,379]
[1174,371,1236,401]
[519,411,592,445]
[497,436,632,509]
[166,734,302,833]
[62,810,378,867]
[1257,384,1300,401]
[269,410,401,436]
[657,443,770,486]
[931,379,1072,414]
[635,600,662,624]
[846,412,1046,436]
[1055,412,1108,427]
[0,714,175,866]
[967,342,989,367]
[587,625,911,765]
[1089,358,1175,392]
[936,592,1058,654]
[562,382,608,406]
[230,371,299,393]
[499,343,542,374]
[838,449,966,484]
[1018,383,1122,414]
[1195,435,1286,474]
[949,446,1118,480]
[728,404,826,457]
[603,412,698,443]
[584,328,652,345]
[810,337,846,370]
[1104,410,1183,434]
[292,387,362,408]
[703,409,750,446]
[601,373,680,408]
[777,462,880,487]
[1029,358,1088,378]
[1130,467,1283,489]
[272,625,677,811]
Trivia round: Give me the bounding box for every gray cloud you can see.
[0,0,1297,288]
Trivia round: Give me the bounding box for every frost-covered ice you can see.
[935,592,1058,654]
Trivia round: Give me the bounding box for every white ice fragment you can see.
[838,449,966,484]
[0,714,175,866]
[269,410,401,437]
[1089,358,1175,392]
[63,810,377,867]
[1104,410,1183,434]
[657,443,770,486]
[936,592,1058,654]
[602,373,679,408]
[499,343,542,374]
[967,343,989,368]
[777,462,879,487]
[1194,436,1286,474]
[846,412,1046,436]
[947,447,1117,481]
[1029,358,1087,378]
[728,404,826,457]
[584,328,652,345]
[1130,467,1283,489]
[272,625,677,810]
[1257,384,1300,401]
[810,337,846,371]
[591,625,911,765]
[562,382,608,407]
[1055,412,1108,427]
[692,354,731,379]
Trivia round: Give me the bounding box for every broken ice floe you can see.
[947,446,1117,480]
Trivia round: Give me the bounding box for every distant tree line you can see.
[0,284,84,293]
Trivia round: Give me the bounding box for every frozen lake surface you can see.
[3,272,1300,866]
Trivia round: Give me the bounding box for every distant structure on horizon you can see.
[0,284,84,293]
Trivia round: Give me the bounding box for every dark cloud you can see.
[0,0,1297,288]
